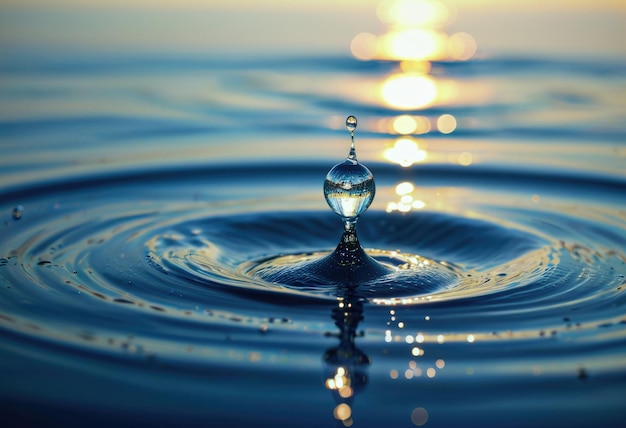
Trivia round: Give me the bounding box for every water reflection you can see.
[323,287,370,427]
[323,288,445,426]
[349,0,477,170]
[351,0,476,63]
[380,74,438,110]
[383,137,427,167]
[386,181,426,213]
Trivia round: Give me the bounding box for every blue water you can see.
[1,49,625,427]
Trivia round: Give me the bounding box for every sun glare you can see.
[380,74,438,109]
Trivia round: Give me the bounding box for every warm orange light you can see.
[377,0,450,27]
[448,32,477,61]
[350,32,378,61]
[414,116,432,134]
[338,386,353,398]
[436,113,457,134]
[349,0,475,65]
[395,181,414,195]
[380,74,437,110]
[380,28,447,61]
[392,115,418,134]
[400,60,431,75]
[384,138,427,167]
[458,152,473,166]
[334,403,352,421]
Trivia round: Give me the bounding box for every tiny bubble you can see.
[12,205,24,220]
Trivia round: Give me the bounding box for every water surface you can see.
[1,37,625,428]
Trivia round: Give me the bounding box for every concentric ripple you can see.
[1,164,625,426]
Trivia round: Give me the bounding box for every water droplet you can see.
[346,115,357,133]
[12,205,23,220]
[324,166,375,229]
[324,116,375,230]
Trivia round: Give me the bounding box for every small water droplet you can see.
[12,205,23,220]
[346,115,357,133]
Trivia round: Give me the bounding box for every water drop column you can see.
[320,116,389,284]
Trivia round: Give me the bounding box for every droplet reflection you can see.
[324,288,370,426]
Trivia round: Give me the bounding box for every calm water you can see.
[1,48,625,427]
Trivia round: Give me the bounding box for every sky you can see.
[0,0,624,58]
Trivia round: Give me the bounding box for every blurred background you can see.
[1,0,624,189]
[1,0,624,57]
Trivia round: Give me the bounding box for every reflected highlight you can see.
[380,74,438,110]
[352,0,475,63]
[384,139,427,167]
[380,29,448,61]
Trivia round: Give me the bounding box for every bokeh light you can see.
[458,152,473,166]
[436,114,457,134]
[350,32,378,60]
[411,407,429,426]
[448,32,477,61]
[334,403,352,421]
[392,115,418,134]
